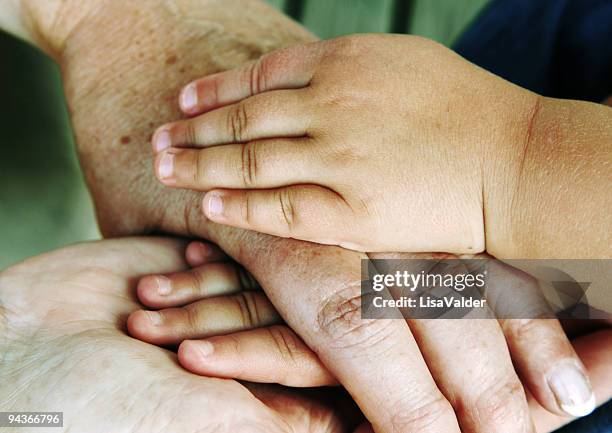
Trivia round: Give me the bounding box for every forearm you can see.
[488,98,612,259]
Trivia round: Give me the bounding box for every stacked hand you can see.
[7,1,607,432]
[151,34,537,254]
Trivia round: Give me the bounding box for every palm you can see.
[0,238,347,433]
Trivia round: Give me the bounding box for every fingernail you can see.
[180,83,198,112]
[155,276,172,296]
[147,311,163,326]
[157,152,174,179]
[193,340,214,358]
[152,128,171,153]
[205,193,224,217]
[547,361,596,417]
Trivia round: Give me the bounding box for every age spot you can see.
[120,135,131,144]
[166,55,178,65]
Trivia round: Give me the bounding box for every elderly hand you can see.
[15,1,607,432]
[0,237,352,433]
[129,238,607,433]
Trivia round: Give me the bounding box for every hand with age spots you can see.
[5,1,611,432]
[127,241,612,433]
[128,239,609,433]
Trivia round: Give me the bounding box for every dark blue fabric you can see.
[453,0,612,102]
[452,1,612,432]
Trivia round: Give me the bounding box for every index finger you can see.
[179,42,324,115]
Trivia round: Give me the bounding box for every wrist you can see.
[481,85,545,258]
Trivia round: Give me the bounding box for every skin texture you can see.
[4,0,609,431]
[151,34,537,254]
[130,241,603,428]
[0,237,355,433]
[0,238,610,433]
[151,36,612,259]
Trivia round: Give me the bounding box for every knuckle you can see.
[232,291,261,328]
[184,304,204,331]
[465,377,527,426]
[187,268,207,294]
[316,280,394,350]
[183,119,198,144]
[227,102,249,142]
[194,150,208,185]
[277,188,297,231]
[388,394,454,432]
[504,318,547,340]
[248,57,269,95]
[328,34,363,56]
[267,326,303,364]
[240,141,258,187]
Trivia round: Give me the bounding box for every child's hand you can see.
[152,34,537,253]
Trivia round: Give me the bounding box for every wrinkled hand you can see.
[39,2,607,433]
[127,241,612,433]
[0,237,353,433]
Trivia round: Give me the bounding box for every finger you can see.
[369,252,535,433]
[466,257,597,418]
[155,138,320,190]
[530,329,612,433]
[178,43,324,115]
[408,319,536,433]
[137,261,258,309]
[178,325,337,387]
[127,291,281,345]
[502,318,596,418]
[202,186,354,247]
[152,89,313,152]
[183,240,228,266]
[218,244,461,433]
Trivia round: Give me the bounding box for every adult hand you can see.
[128,242,612,433]
[130,239,604,433]
[11,1,605,432]
[0,237,353,433]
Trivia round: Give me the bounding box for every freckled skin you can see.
[58,0,315,240]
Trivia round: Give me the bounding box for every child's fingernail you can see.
[180,83,198,112]
[547,361,596,417]
[205,193,224,218]
[157,152,174,179]
[147,311,163,326]
[152,128,171,153]
[155,276,172,296]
